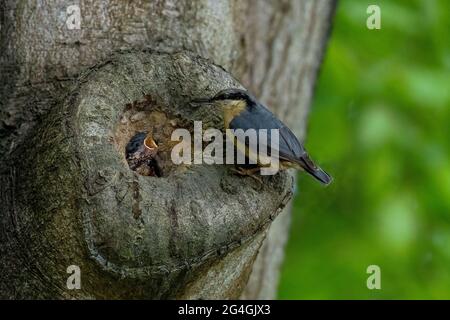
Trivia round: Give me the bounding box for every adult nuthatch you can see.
[194,88,332,185]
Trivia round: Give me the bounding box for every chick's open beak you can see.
[144,134,158,150]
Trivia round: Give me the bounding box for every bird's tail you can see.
[299,153,332,185]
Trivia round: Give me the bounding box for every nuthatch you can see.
[126,132,161,177]
[194,88,332,185]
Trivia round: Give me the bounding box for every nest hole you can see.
[113,96,190,177]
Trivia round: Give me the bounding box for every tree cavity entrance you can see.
[113,96,190,177]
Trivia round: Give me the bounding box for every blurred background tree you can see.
[279,0,450,299]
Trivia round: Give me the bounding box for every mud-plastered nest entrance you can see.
[114,95,190,177]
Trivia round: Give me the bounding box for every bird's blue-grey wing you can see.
[228,105,305,163]
[229,103,332,185]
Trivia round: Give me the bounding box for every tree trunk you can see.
[0,0,336,299]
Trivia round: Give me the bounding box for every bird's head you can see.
[191,89,257,126]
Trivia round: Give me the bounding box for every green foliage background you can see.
[278,0,450,299]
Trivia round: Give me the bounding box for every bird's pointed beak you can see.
[190,97,214,104]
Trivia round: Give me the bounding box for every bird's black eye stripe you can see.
[213,89,251,102]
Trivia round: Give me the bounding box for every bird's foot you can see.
[231,166,262,183]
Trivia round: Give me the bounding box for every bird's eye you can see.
[213,89,249,102]
[216,93,229,100]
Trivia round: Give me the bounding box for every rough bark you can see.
[0,0,335,299]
